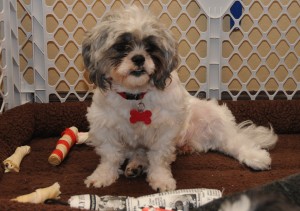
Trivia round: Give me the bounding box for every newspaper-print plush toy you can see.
[3,145,31,173]
[48,126,89,166]
[12,182,61,204]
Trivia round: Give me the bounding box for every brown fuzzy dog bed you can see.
[0,100,300,210]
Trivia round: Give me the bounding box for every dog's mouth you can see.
[130,69,147,77]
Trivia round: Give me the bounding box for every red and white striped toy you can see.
[48,126,88,166]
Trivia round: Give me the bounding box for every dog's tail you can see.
[227,120,278,170]
[237,120,278,149]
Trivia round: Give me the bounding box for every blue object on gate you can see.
[230,1,243,29]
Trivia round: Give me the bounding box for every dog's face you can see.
[82,6,178,91]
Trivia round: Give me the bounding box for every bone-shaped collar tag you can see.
[130,109,152,125]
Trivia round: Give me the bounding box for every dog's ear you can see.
[82,36,92,70]
[151,32,179,90]
[82,31,111,90]
[166,43,179,74]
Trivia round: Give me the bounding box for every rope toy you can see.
[48,126,89,166]
[12,182,61,204]
[3,145,31,173]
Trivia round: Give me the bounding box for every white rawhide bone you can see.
[77,132,89,144]
[3,145,31,173]
[12,182,61,204]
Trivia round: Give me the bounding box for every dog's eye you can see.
[146,43,158,53]
[112,43,131,52]
[143,36,159,53]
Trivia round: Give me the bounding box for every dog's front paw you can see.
[147,174,176,192]
[125,158,147,178]
[125,164,144,178]
[240,149,271,170]
[85,169,118,188]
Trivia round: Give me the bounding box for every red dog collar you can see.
[117,92,146,100]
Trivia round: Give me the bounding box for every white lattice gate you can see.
[0,0,300,113]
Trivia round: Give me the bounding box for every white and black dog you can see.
[82,6,277,192]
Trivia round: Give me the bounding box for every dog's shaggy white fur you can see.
[82,6,277,192]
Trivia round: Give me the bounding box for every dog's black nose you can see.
[131,55,145,66]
